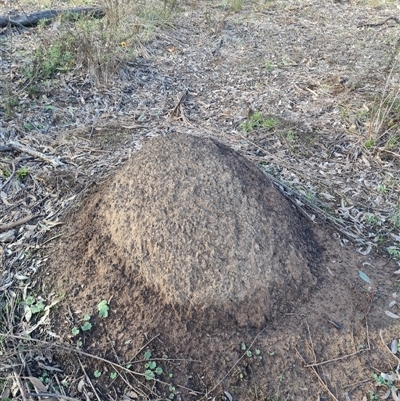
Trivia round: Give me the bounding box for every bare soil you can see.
[1,1,400,401]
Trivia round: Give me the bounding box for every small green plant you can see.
[239,112,278,132]
[17,166,28,179]
[365,213,380,226]
[24,296,45,315]
[71,314,92,336]
[71,327,80,336]
[387,136,399,150]
[94,370,102,378]
[168,385,176,399]
[387,246,400,259]
[372,372,393,388]
[377,184,388,194]
[27,38,75,81]
[98,300,109,317]
[364,138,375,150]
[110,372,117,380]
[264,61,275,71]
[143,350,163,381]
[286,130,296,143]
[369,392,379,401]
[389,210,400,228]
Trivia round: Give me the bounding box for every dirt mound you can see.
[43,133,398,400]
[78,133,318,325]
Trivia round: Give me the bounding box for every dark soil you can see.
[42,134,399,401]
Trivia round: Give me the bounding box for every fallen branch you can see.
[0,214,43,232]
[0,7,105,28]
[8,141,64,167]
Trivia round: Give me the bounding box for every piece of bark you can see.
[0,7,105,28]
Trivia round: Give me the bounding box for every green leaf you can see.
[30,302,45,314]
[25,296,35,306]
[94,370,101,378]
[81,322,92,331]
[98,300,109,317]
[155,366,163,375]
[149,361,157,370]
[126,364,131,369]
[110,372,117,380]
[169,393,175,399]
[76,340,82,347]
[255,349,261,355]
[71,327,80,336]
[144,370,155,381]
[246,350,253,358]
[359,270,371,285]
[241,342,246,350]
[144,350,152,360]
[169,386,175,392]
[83,314,91,321]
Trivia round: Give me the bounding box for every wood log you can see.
[0,7,105,28]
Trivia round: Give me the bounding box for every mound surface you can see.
[64,133,320,326]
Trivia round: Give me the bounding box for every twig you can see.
[2,333,202,395]
[358,16,400,28]
[78,358,102,401]
[27,393,80,401]
[377,147,400,159]
[199,326,268,400]
[170,89,188,117]
[379,330,400,364]
[0,214,44,232]
[128,333,160,362]
[304,349,369,368]
[13,370,29,401]
[295,347,339,401]
[9,140,64,167]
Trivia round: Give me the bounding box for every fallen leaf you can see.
[385,311,400,319]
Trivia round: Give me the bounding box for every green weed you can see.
[364,138,375,150]
[17,166,28,180]
[143,350,163,380]
[239,112,278,132]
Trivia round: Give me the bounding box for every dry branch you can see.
[8,141,64,167]
[0,7,104,28]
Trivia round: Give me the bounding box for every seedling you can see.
[110,372,117,380]
[71,314,92,335]
[17,166,28,180]
[387,246,400,260]
[239,112,278,132]
[143,350,163,381]
[364,139,375,150]
[94,370,102,378]
[98,300,109,317]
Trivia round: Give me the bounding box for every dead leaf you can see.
[385,311,400,319]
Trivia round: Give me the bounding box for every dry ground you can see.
[1,0,400,400]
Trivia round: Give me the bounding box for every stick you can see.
[78,358,102,401]
[295,347,339,401]
[27,393,80,401]
[9,141,64,167]
[0,214,43,232]
[199,326,268,399]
